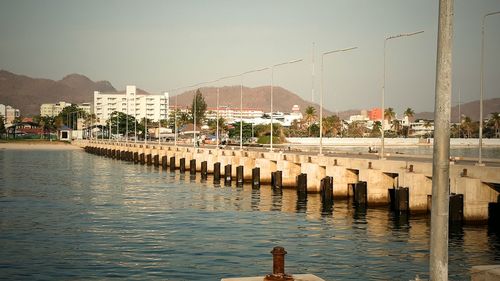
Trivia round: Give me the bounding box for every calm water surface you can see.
[0,149,499,280]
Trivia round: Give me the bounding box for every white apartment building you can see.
[205,106,265,122]
[94,85,169,124]
[40,101,72,117]
[0,104,20,125]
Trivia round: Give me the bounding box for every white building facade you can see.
[94,85,169,124]
[0,104,20,125]
[40,101,72,117]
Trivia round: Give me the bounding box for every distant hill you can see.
[1,69,498,120]
[0,70,116,116]
[172,86,334,115]
[415,98,500,122]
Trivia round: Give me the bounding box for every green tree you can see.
[191,89,207,125]
[304,106,317,136]
[404,107,415,120]
[489,112,500,138]
[0,115,6,138]
[109,111,139,137]
[402,107,415,138]
[346,121,366,137]
[384,107,396,122]
[58,105,87,129]
[370,121,382,137]
[322,115,342,137]
[228,122,253,142]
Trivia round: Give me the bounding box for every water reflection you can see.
[1,149,500,281]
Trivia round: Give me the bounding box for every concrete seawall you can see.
[77,140,500,222]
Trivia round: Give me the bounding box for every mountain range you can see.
[0,70,498,122]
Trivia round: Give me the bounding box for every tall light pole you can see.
[134,91,137,143]
[430,0,453,280]
[319,46,357,156]
[126,93,129,143]
[238,67,268,150]
[270,58,303,151]
[380,30,424,159]
[478,11,500,166]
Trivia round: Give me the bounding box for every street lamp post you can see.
[270,58,303,151]
[319,46,357,156]
[238,67,268,150]
[478,11,500,166]
[380,30,424,159]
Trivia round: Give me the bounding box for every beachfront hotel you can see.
[93,85,169,125]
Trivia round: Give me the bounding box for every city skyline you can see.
[1,0,499,114]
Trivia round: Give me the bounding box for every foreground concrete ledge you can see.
[471,265,500,281]
[221,274,325,281]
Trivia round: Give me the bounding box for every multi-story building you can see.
[40,101,72,117]
[94,85,169,124]
[368,108,382,121]
[0,104,20,125]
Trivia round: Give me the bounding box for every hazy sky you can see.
[1,0,499,115]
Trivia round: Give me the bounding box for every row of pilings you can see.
[82,144,500,226]
[84,145,335,206]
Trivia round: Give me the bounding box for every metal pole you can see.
[311,42,315,103]
[270,66,274,151]
[381,38,387,160]
[194,90,197,149]
[126,92,129,143]
[116,112,119,141]
[174,93,178,147]
[240,78,243,150]
[380,30,424,159]
[320,54,324,155]
[430,1,453,280]
[479,11,500,166]
[216,87,220,151]
[320,47,357,156]
[134,90,137,143]
[144,117,147,144]
[269,59,303,152]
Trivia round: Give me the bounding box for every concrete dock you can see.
[77,140,500,222]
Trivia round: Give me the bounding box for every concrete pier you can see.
[79,140,500,222]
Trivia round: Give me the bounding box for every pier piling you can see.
[252,167,260,189]
[162,156,168,169]
[224,164,232,186]
[236,166,244,186]
[146,154,152,166]
[201,161,208,180]
[154,155,159,167]
[271,171,282,189]
[180,158,186,173]
[297,173,308,198]
[214,162,221,183]
[140,153,145,165]
[320,176,333,205]
[190,159,196,175]
[170,156,176,172]
[354,181,367,206]
[449,193,464,224]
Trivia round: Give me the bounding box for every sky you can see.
[1,0,499,115]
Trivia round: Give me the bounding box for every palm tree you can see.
[404,107,415,121]
[461,116,473,138]
[489,112,500,138]
[304,106,317,136]
[384,107,396,121]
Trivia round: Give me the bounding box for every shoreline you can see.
[0,141,82,150]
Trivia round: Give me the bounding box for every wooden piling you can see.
[224,164,232,186]
[214,162,221,183]
[201,161,208,180]
[190,159,196,175]
[252,167,260,189]
[170,156,176,172]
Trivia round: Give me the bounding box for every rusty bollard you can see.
[264,246,294,281]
